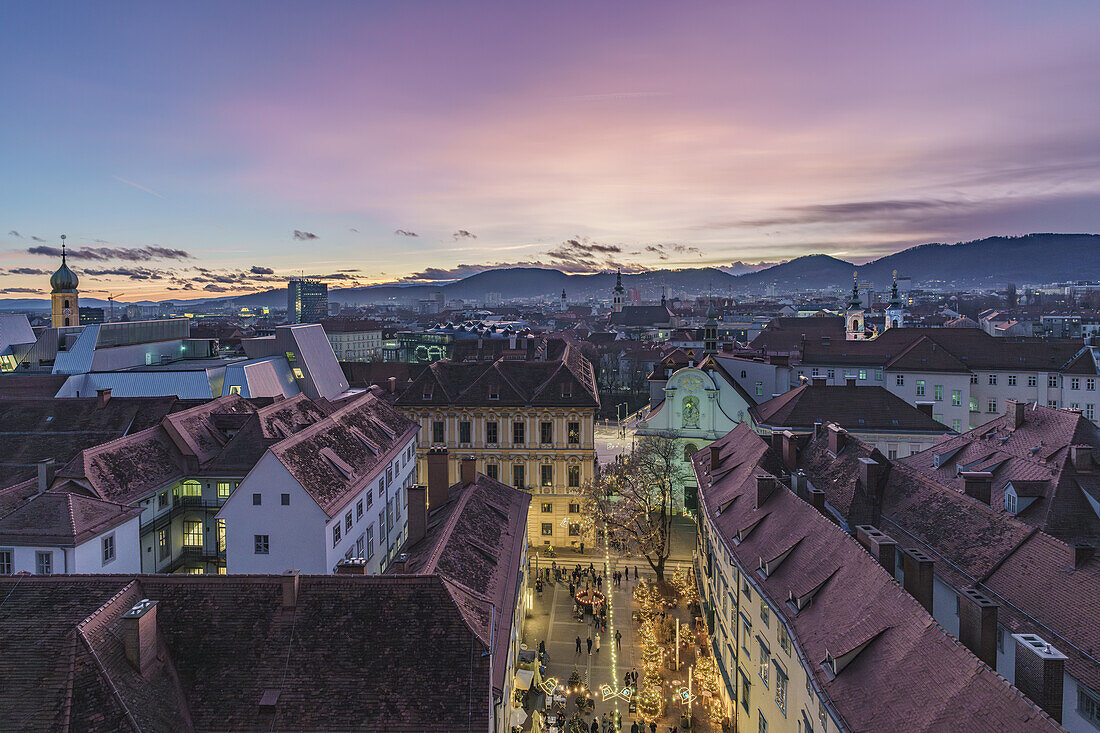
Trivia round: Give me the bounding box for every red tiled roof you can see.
[750,384,951,433]
[0,574,495,732]
[694,425,1059,732]
[0,491,140,545]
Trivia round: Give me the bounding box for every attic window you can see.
[488,383,499,400]
[422,385,434,400]
[320,447,356,480]
[561,382,572,398]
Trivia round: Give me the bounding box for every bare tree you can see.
[584,434,688,582]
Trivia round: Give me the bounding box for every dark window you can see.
[540,421,553,444]
[281,493,290,506]
[560,382,572,398]
[486,421,498,444]
[513,421,525,445]
[568,421,580,444]
[459,421,471,443]
[254,535,269,554]
[568,465,581,488]
[541,464,553,487]
[512,463,525,489]
[541,523,554,536]
[488,383,499,400]
[568,502,580,513]
[158,491,168,509]
[252,493,262,506]
[541,502,553,513]
[568,523,581,536]
[486,463,498,480]
[432,421,444,444]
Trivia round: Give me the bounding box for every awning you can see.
[515,668,535,690]
[511,707,529,727]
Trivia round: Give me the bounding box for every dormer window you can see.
[422,385,434,400]
[488,383,499,400]
[560,382,572,398]
[1005,492,1017,514]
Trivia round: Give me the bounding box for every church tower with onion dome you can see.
[50,235,80,327]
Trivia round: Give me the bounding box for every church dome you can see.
[50,257,78,292]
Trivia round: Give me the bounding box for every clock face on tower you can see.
[63,308,72,316]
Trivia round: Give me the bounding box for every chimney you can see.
[1069,445,1092,471]
[813,420,823,440]
[1012,634,1068,723]
[961,471,994,505]
[811,375,827,388]
[335,558,369,575]
[807,487,827,514]
[915,401,934,418]
[96,388,112,408]
[755,475,776,508]
[769,432,785,458]
[389,552,410,573]
[37,459,56,494]
[780,430,798,471]
[958,587,999,668]
[405,484,428,548]
[1010,399,1027,429]
[855,525,897,576]
[281,569,300,608]
[122,599,159,676]
[857,457,884,499]
[827,424,846,455]
[460,456,476,487]
[901,548,935,613]
[387,376,397,393]
[1072,543,1095,569]
[426,447,450,510]
[844,375,857,388]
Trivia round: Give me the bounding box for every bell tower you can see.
[50,235,80,328]
[885,270,907,330]
[612,270,624,313]
[845,270,866,341]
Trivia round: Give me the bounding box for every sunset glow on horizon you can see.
[2,1,1099,300]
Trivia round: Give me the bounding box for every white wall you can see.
[73,516,141,574]
[219,452,329,574]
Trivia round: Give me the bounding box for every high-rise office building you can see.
[287,278,328,323]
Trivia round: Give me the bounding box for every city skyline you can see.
[3,1,1100,300]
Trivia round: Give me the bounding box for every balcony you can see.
[140,497,224,535]
[163,546,226,574]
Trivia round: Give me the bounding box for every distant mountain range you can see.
[0,233,1095,311]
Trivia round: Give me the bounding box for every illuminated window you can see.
[915,380,925,396]
[775,665,788,715]
[176,480,201,499]
[228,385,241,395]
[292,368,305,380]
[567,421,580,444]
[216,519,226,552]
[934,385,943,401]
[217,482,232,499]
[541,523,553,536]
[568,465,580,488]
[758,639,770,687]
[158,529,170,560]
[759,599,770,627]
[951,390,961,406]
[183,520,203,547]
[777,623,791,655]
[541,464,553,487]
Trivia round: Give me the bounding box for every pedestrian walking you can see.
[631,667,638,686]
[631,723,639,733]
[615,629,622,650]
[580,541,585,554]
[595,632,600,652]
[586,636,593,654]
[649,722,656,733]
[634,566,638,580]
[576,636,582,654]
[590,719,598,733]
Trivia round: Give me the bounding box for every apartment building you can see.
[320,318,384,362]
[776,403,1100,731]
[749,317,1100,430]
[694,423,1062,733]
[0,391,416,576]
[394,340,599,547]
[749,379,952,459]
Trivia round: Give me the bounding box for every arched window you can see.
[851,319,861,332]
[891,319,899,329]
[683,443,698,462]
[63,318,70,326]
[740,370,747,379]
[63,299,70,309]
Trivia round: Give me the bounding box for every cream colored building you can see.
[395,341,599,547]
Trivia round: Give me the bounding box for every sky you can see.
[2,1,1099,301]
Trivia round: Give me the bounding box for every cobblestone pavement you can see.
[520,540,717,733]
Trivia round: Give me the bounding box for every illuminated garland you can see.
[693,652,724,720]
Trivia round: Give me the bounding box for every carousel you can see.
[573,588,606,615]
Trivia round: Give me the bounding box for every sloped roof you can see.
[395,342,598,409]
[396,473,530,695]
[693,425,1060,733]
[269,392,418,516]
[750,384,951,433]
[0,491,141,545]
[0,574,494,732]
[608,305,676,327]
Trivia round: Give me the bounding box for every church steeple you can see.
[50,235,80,328]
[845,270,866,341]
[612,270,624,313]
[885,269,907,330]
